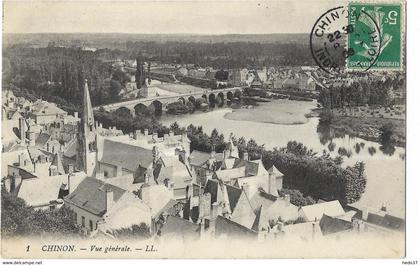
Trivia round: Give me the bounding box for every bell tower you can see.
[76,79,97,176]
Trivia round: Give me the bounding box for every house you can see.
[319,214,353,235]
[64,177,153,235]
[97,138,154,182]
[29,100,67,125]
[215,215,258,239]
[153,156,193,200]
[279,221,322,240]
[250,189,299,231]
[298,200,345,222]
[14,172,86,209]
[203,179,256,230]
[155,215,201,241]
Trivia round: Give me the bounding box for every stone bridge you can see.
[93,87,244,115]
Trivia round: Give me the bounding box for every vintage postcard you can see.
[1,0,407,260]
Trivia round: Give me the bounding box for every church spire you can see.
[76,79,97,176]
[83,79,95,133]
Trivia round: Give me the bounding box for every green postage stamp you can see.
[347,2,403,70]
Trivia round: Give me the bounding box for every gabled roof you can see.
[225,184,243,212]
[31,100,67,116]
[367,212,405,231]
[154,158,192,190]
[267,165,284,176]
[300,200,345,222]
[64,177,126,216]
[35,132,51,148]
[189,150,224,167]
[232,158,262,176]
[215,215,258,239]
[100,139,154,172]
[319,214,353,235]
[18,172,85,207]
[158,215,200,239]
[213,166,246,183]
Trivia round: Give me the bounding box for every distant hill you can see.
[4,33,309,49]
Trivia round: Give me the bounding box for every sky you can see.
[3,0,346,34]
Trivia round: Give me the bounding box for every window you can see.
[89,220,93,231]
[81,216,85,227]
[74,213,78,223]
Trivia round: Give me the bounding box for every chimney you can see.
[99,123,103,128]
[19,118,25,144]
[116,165,122,177]
[74,111,78,120]
[163,133,169,140]
[13,174,22,192]
[268,173,277,195]
[105,189,114,211]
[312,222,316,240]
[49,165,58,176]
[135,130,142,140]
[277,221,284,232]
[284,194,291,206]
[144,128,149,136]
[380,203,387,212]
[18,153,23,167]
[95,121,99,129]
[243,152,249,161]
[242,183,249,197]
[210,144,216,158]
[68,164,74,174]
[152,146,159,168]
[152,132,158,140]
[169,130,174,137]
[211,202,220,220]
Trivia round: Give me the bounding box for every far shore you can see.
[224,99,318,125]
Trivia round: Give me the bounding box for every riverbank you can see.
[330,115,406,147]
[224,99,318,125]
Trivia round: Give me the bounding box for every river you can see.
[160,99,405,217]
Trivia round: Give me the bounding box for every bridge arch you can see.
[178,97,186,104]
[152,100,163,116]
[188,96,196,104]
[201,94,208,101]
[208,93,216,108]
[234,89,242,99]
[216,92,225,107]
[134,103,149,116]
[115,106,133,117]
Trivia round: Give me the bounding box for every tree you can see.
[319,108,335,125]
[1,187,80,237]
[379,122,395,145]
[278,189,316,207]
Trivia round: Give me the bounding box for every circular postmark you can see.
[310,6,382,75]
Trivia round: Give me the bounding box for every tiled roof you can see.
[213,166,246,182]
[18,172,85,207]
[232,159,260,176]
[319,214,353,235]
[189,150,224,167]
[158,215,200,239]
[215,216,258,239]
[225,184,242,212]
[189,150,211,167]
[35,133,51,148]
[100,139,154,172]
[300,200,345,222]
[367,212,405,231]
[65,177,126,216]
[31,100,67,116]
[267,165,283,176]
